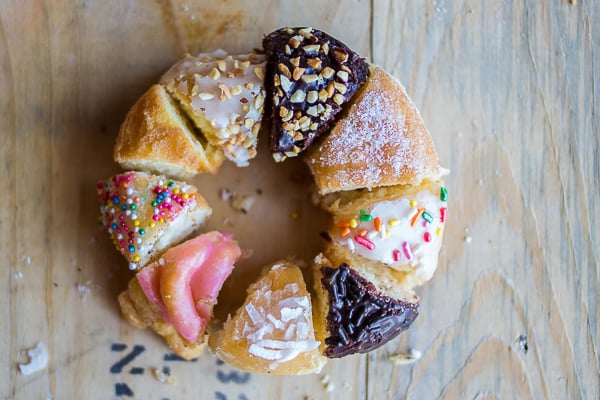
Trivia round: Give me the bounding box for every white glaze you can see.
[332,183,447,283]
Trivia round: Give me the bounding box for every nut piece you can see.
[290,90,306,103]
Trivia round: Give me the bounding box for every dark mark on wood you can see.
[115,382,134,397]
[216,370,251,384]
[110,345,145,373]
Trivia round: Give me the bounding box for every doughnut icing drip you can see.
[263,27,369,161]
[160,50,266,166]
[320,264,419,358]
[332,184,447,282]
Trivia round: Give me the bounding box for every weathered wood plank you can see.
[370,1,599,399]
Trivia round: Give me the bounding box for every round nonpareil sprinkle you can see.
[97,172,197,269]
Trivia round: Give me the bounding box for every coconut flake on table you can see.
[18,342,49,375]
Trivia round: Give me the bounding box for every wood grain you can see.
[1,1,597,399]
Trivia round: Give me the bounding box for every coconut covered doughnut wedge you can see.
[209,261,326,374]
[96,171,212,271]
[118,231,241,360]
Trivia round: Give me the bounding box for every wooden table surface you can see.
[1,1,598,399]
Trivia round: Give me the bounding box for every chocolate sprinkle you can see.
[263,27,370,161]
[320,264,419,358]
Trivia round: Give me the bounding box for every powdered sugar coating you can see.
[306,66,440,193]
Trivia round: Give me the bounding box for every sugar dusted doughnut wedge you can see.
[114,84,225,179]
[312,255,419,358]
[325,180,448,288]
[209,261,326,374]
[263,27,370,161]
[118,231,241,360]
[305,65,441,194]
[96,171,212,271]
[160,50,266,167]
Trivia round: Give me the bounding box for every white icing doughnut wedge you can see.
[160,50,266,167]
[325,180,448,288]
[209,261,326,374]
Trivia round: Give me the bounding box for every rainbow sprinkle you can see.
[97,173,197,270]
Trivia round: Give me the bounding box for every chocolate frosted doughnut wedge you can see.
[263,27,370,161]
[313,256,419,358]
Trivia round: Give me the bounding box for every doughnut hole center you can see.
[192,138,329,319]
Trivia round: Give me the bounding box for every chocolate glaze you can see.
[320,264,419,358]
[263,27,370,159]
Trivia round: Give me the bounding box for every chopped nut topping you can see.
[254,66,265,80]
[290,57,300,67]
[336,70,349,82]
[302,74,319,84]
[306,105,318,116]
[198,92,215,100]
[281,109,293,122]
[334,82,347,94]
[321,66,334,79]
[293,131,304,141]
[321,42,329,55]
[285,44,292,56]
[230,85,243,96]
[299,27,314,37]
[216,59,227,72]
[318,89,328,102]
[278,63,291,78]
[244,118,255,129]
[306,90,318,104]
[333,93,345,105]
[334,48,348,62]
[292,67,306,81]
[280,74,292,93]
[326,81,335,98]
[303,44,320,53]
[244,82,254,90]
[290,90,306,103]
[217,83,232,100]
[254,93,265,109]
[307,58,322,70]
[289,36,301,48]
[209,67,221,80]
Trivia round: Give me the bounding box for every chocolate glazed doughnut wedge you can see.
[312,254,419,358]
[263,27,370,162]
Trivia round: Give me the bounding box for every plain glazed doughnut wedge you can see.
[114,84,226,179]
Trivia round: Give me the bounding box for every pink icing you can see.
[136,231,241,342]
